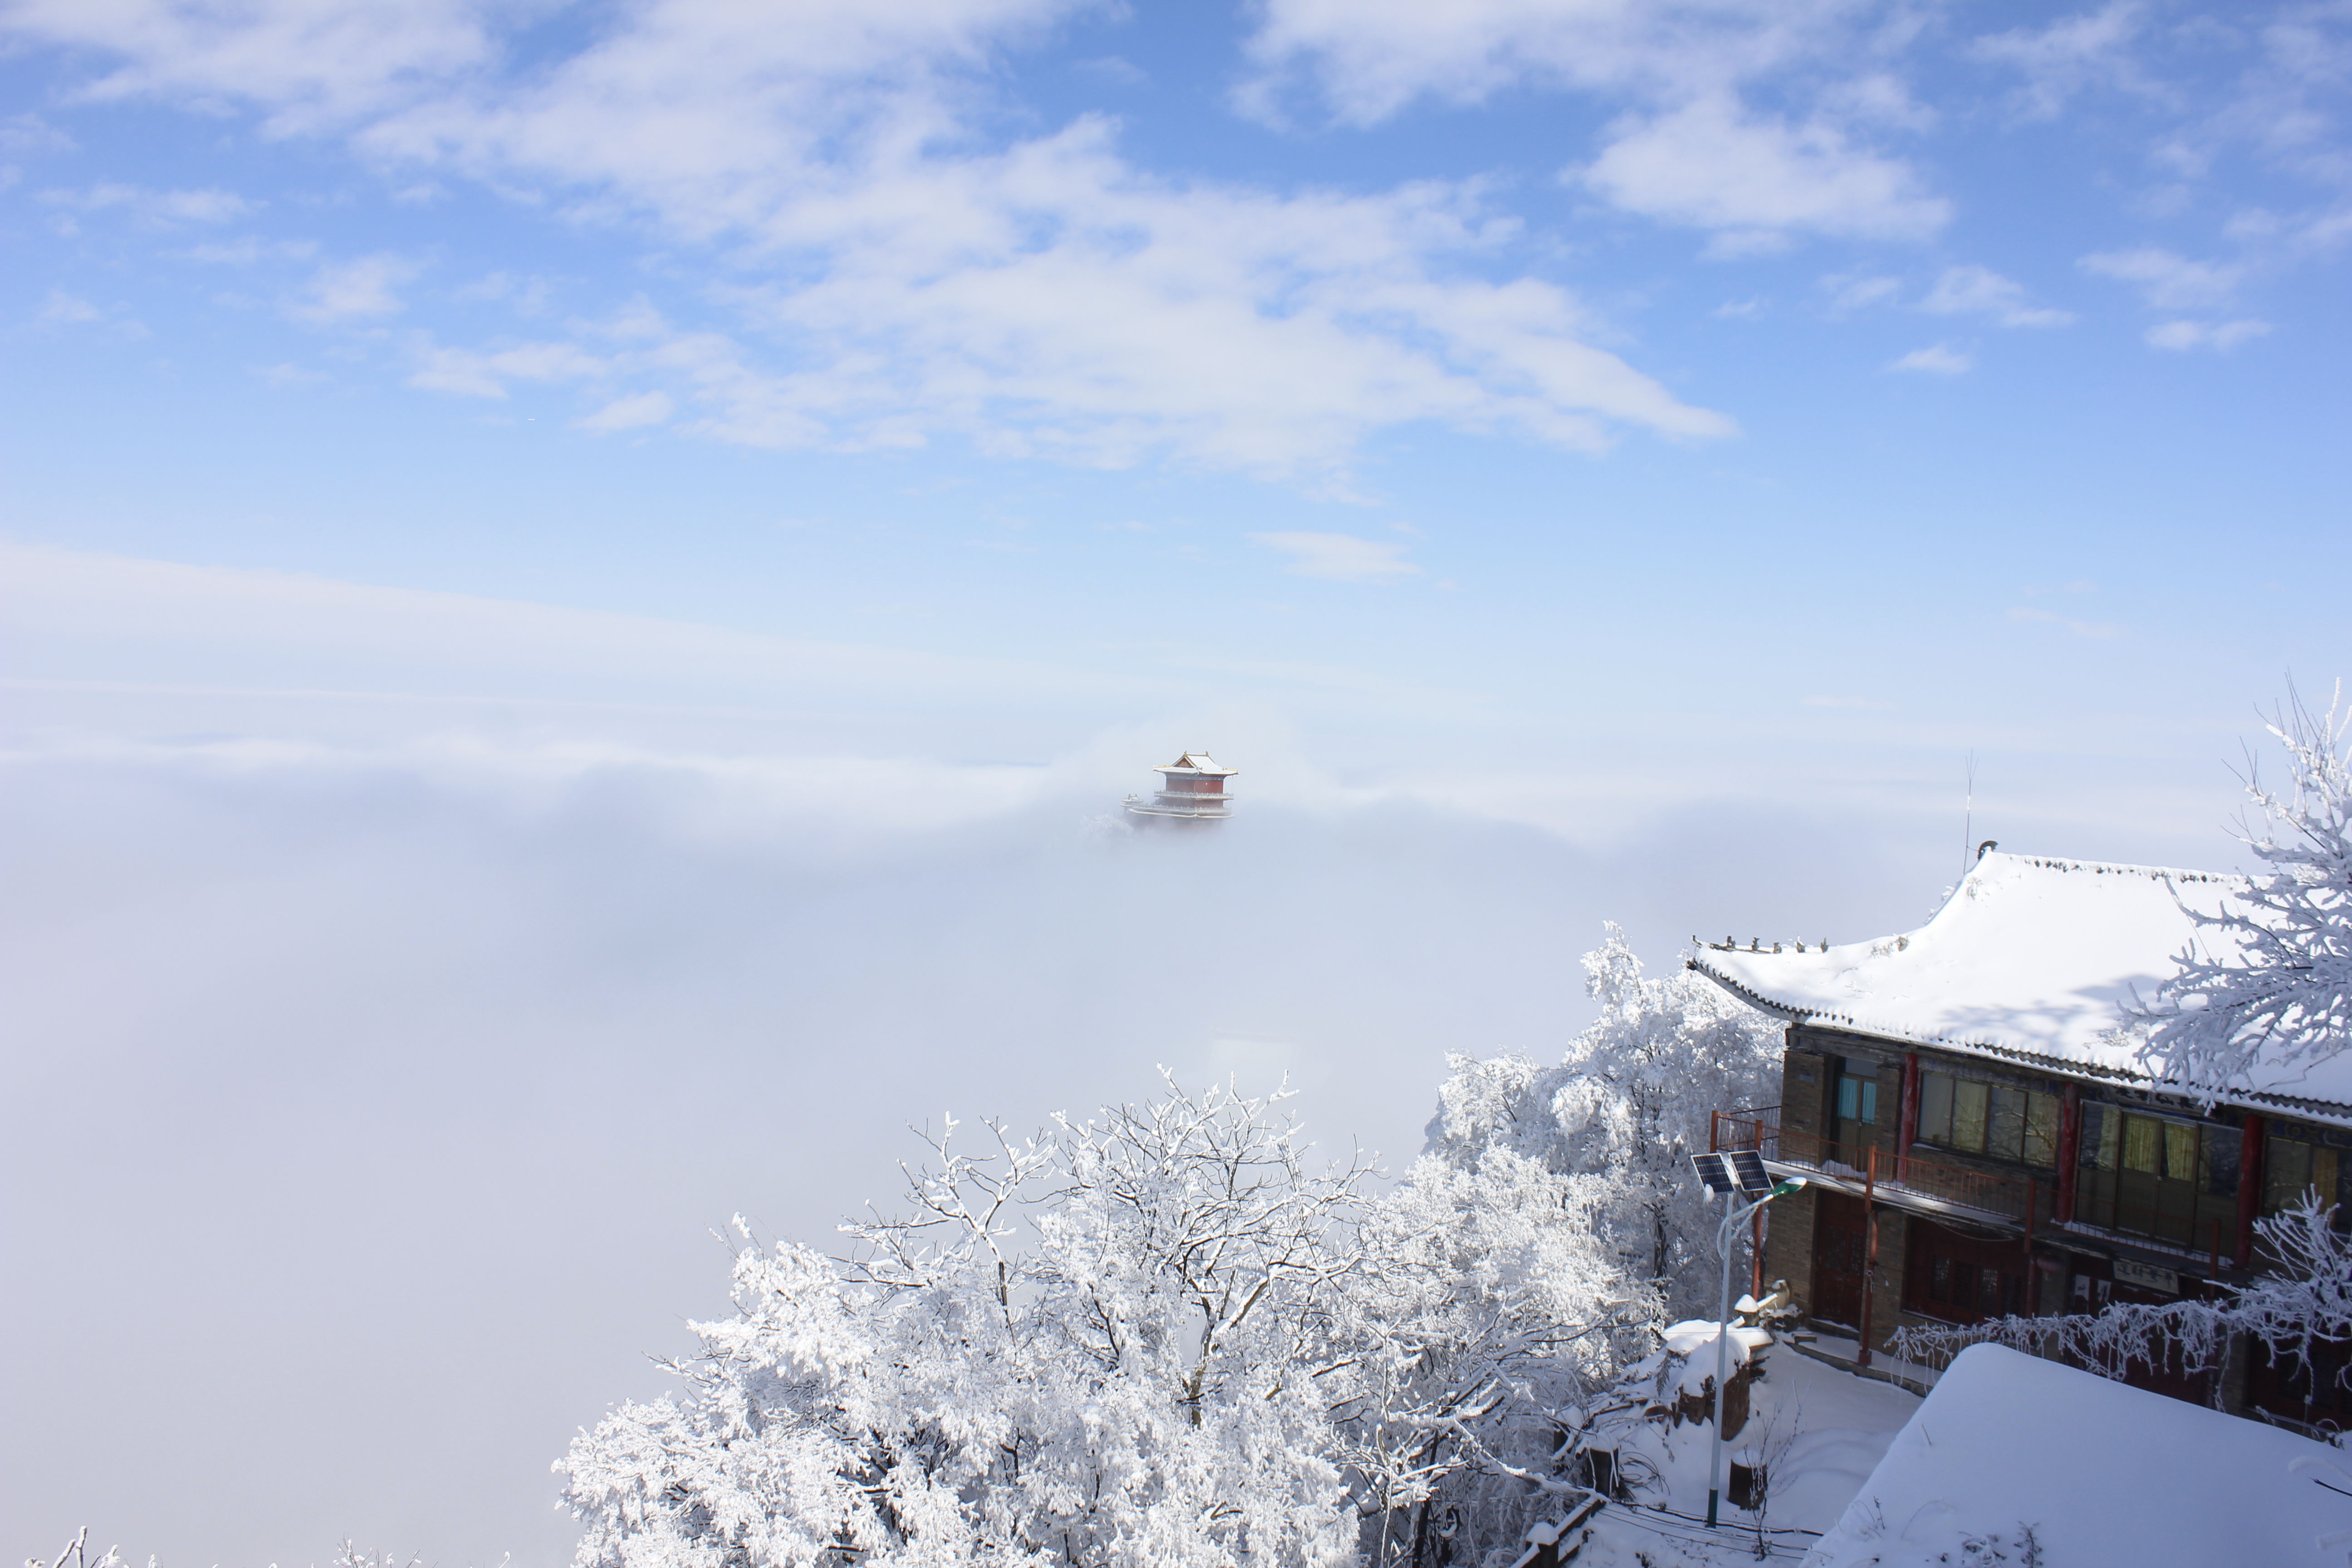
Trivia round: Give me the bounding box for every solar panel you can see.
[1728,1150,1773,1196]
[1689,1152,1735,1195]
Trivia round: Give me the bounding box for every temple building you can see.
[1123,751,1236,827]
[1692,848,2352,1430]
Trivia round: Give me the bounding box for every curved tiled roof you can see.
[1687,851,2352,1119]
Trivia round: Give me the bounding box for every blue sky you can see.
[3,2,2351,1563]
[5,2,2347,829]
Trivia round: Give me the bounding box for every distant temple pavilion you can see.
[1123,751,1237,827]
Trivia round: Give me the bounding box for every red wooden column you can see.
[2236,1114,2267,1269]
[2055,1084,2081,1224]
[1858,1145,1879,1369]
[1897,1053,1921,1182]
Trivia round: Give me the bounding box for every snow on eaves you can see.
[1689,850,2352,1118]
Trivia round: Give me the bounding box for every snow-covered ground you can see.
[1567,1329,1925,1566]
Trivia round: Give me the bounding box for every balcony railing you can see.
[1710,1105,2232,1275]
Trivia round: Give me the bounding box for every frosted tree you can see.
[1342,1146,1652,1566]
[559,1078,1644,1568]
[1889,1195,2352,1397]
[2136,683,2352,1096]
[1423,925,1785,1319]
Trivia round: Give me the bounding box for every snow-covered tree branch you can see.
[559,1073,1646,1568]
[1888,1195,2352,1394]
[2136,683,2352,1096]
[1422,925,1785,1321]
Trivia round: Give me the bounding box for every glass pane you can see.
[2024,1093,2061,1168]
[2079,1103,2112,1168]
[2318,1147,2340,1211]
[1837,1075,1857,1122]
[2122,1116,2161,1175]
[1859,1078,1878,1124]
[1921,1073,1953,1144]
[2094,1106,2120,1170]
[2163,1122,2198,1185]
[1989,1087,2027,1162]
[2202,1126,2240,1197]
[2268,1139,2315,1213]
[1954,1080,1989,1152]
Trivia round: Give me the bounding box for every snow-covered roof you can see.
[1690,850,2352,1114]
[1154,751,1236,776]
[1804,1343,2343,1568]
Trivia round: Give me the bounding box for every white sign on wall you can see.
[2112,1258,2180,1295]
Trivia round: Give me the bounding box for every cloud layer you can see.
[5,0,1732,479]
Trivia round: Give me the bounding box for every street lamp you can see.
[1688,1151,1807,1530]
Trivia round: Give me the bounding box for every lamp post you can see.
[1688,1152,1807,1530]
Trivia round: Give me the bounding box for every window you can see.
[2081,1102,2119,1171]
[1916,1069,2061,1166]
[2202,1126,2241,1198]
[1836,1072,1878,1124]
[1953,1079,1989,1151]
[2266,1137,2343,1217]
[2024,1094,2061,1168]
[1920,1072,1953,1141]
[2122,1115,2161,1175]
[2165,1122,2198,1184]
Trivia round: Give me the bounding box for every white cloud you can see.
[36,289,147,337]
[1243,1,1946,251]
[1823,272,1901,311]
[2145,318,2270,350]
[40,181,255,223]
[1579,97,1950,245]
[2079,246,2243,309]
[184,236,318,265]
[1888,343,1971,374]
[1238,0,1846,126]
[4,0,503,131]
[289,252,420,323]
[578,390,674,431]
[1248,531,1422,582]
[0,110,74,153]
[1,0,1729,480]
[1970,3,2154,121]
[2008,605,2121,639]
[1921,264,2073,327]
[38,289,103,323]
[407,338,609,398]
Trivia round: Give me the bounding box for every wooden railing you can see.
[1712,1106,2231,1274]
[1712,1107,2040,1224]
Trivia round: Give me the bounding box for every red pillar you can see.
[2236,1114,2267,1269]
[1858,1145,1878,1369]
[1897,1053,1920,1182]
[2055,1085,2081,1225]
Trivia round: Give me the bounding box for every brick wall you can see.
[1768,1041,1829,1312]
[1764,1186,1815,1308]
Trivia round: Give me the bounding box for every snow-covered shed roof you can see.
[1804,1343,2345,1568]
[1689,850,2352,1115]
[1155,751,1236,777]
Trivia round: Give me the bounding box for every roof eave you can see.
[1684,956,2352,1129]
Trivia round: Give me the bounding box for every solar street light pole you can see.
[1694,1167,1807,1529]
